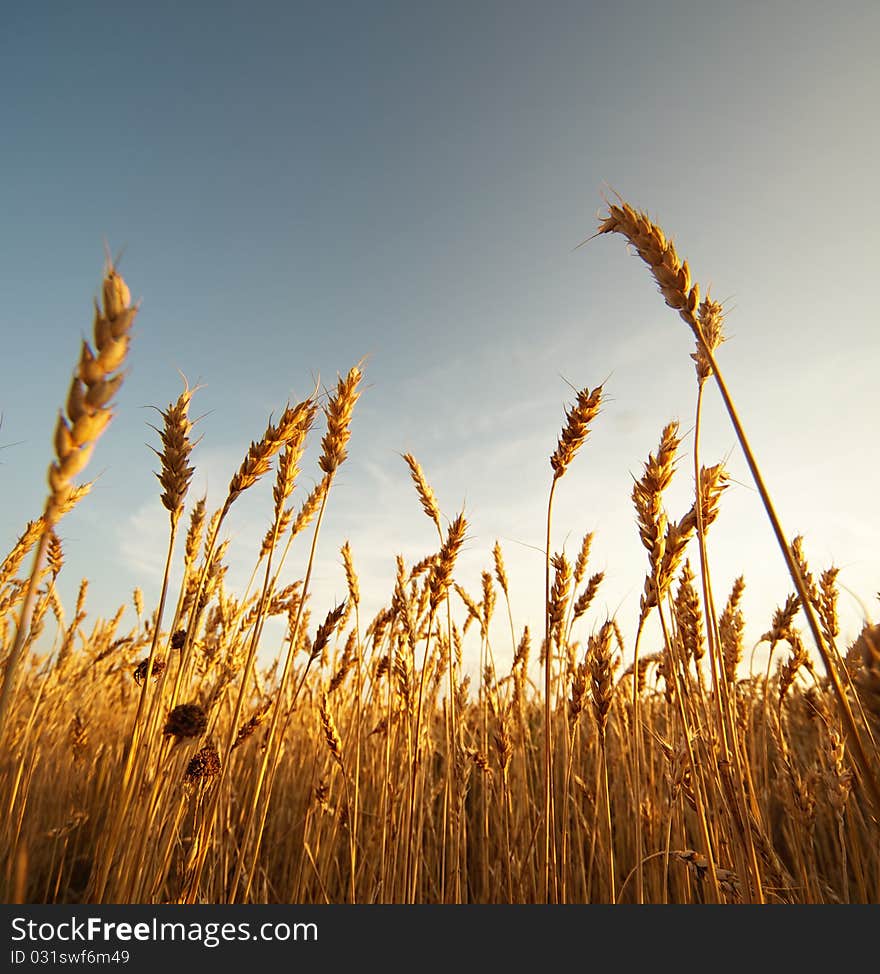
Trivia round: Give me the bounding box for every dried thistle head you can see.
[163,703,208,740]
[184,742,221,785]
[133,656,166,686]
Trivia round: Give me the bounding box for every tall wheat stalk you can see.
[596,199,880,815]
[544,383,602,901]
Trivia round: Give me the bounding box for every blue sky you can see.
[2,1,879,674]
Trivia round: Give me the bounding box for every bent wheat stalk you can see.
[597,199,880,813]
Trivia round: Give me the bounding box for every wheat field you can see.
[1,199,878,905]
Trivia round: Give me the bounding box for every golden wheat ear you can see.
[0,262,138,741]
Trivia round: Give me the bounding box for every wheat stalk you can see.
[599,197,880,815]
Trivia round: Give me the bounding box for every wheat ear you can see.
[0,263,136,740]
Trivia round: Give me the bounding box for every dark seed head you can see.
[163,703,208,739]
[184,742,221,784]
[133,657,166,686]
